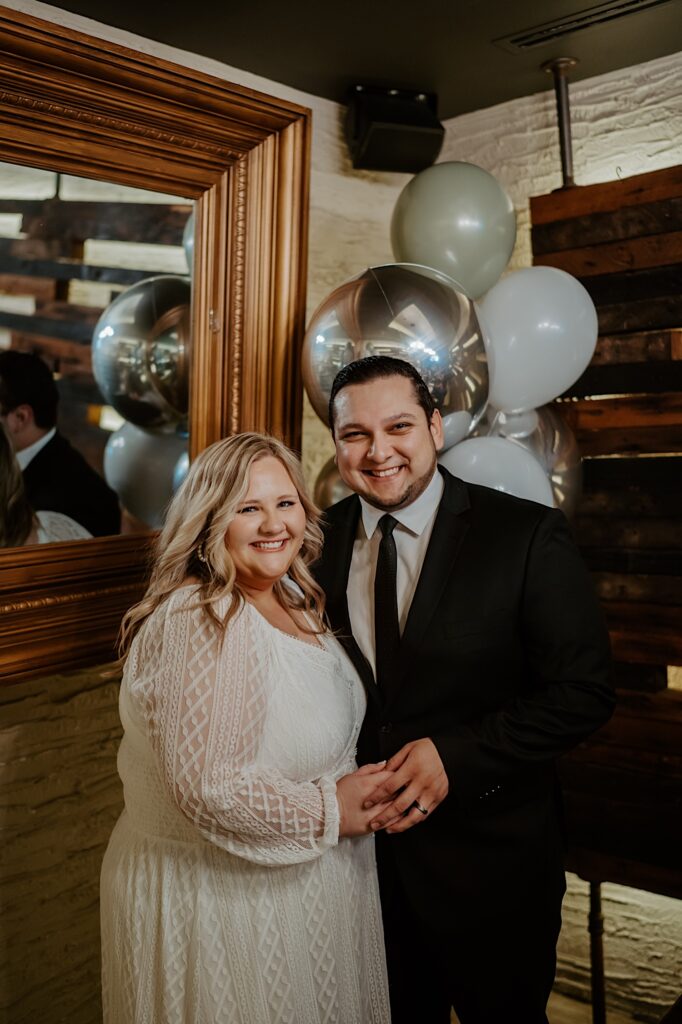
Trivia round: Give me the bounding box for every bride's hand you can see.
[336,763,395,837]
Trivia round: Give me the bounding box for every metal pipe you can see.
[588,881,607,1024]
[542,57,578,188]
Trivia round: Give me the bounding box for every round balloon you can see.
[390,162,516,300]
[92,275,191,432]
[475,405,582,516]
[439,435,554,507]
[480,266,598,413]
[302,263,488,441]
[183,211,194,277]
[104,421,188,528]
[313,457,352,509]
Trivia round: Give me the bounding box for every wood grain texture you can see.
[0,5,311,684]
[530,164,682,225]
[535,230,682,278]
[532,196,682,256]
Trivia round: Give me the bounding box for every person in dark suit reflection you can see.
[0,350,120,537]
[313,355,614,1024]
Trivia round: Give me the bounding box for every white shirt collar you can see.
[16,427,56,470]
[359,468,444,540]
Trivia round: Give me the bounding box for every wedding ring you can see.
[414,801,429,816]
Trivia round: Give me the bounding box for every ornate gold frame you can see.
[0,6,310,682]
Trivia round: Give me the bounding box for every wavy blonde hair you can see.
[119,433,326,656]
[0,421,36,547]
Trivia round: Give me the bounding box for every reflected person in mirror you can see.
[0,350,120,537]
[313,355,615,1024]
[0,421,91,545]
[100,433,391,1024]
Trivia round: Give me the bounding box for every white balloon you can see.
[439,436,555,507]
[104,422,188,528]
[440,410,472,451]
[391,162,516,300]
[480,266,598,413]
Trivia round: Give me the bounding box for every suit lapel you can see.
[384,469,471,708]
[321,497,382,709]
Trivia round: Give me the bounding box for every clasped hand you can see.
[337,738,448,838]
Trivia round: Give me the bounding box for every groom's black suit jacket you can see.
[314,467,614,936]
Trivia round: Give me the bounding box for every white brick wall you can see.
[8,3,682,1017]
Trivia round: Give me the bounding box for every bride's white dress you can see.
[100,587,390,1024]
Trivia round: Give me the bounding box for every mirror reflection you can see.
[0,163,193,547]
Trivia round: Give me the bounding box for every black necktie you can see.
[374,514,400,697]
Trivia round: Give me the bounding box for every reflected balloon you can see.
[302,264,488,439]
[480,266,597,413]
[391,162,516,300]
[475,405,582,517]
[173,450,190,493]
[92,275,191,432]
[313,457,352,510]
[104,422,188,528]
[183,212,194,277]
[439,435,554,507]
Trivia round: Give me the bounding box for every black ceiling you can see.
[48,0,682,118]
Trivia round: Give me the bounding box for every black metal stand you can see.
[589,881,607,1024]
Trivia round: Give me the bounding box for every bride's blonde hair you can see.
[119,433,326,655]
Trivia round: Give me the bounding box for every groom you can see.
[313,355,614,1024]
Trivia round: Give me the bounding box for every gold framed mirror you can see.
[0,5,310,682]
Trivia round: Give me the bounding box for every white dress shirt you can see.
[347,469,444,676]
[16,426,56,470]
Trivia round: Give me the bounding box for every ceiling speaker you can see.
[345,86,444,173]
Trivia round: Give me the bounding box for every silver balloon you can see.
[92,275,191,433]
[313,457,352,509]
[104,421,188,528]
[302,264,488,443]
[183,211,195,276]
[474,405,582,517]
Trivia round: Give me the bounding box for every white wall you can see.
[8,2,682,1018]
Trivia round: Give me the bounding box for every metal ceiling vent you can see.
[495,0,673,51]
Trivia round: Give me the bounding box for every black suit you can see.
[314,468,614,1024]
[23,431,120,538]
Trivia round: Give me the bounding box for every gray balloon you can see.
[302,264,488,440]
[313,457,352,510]
[391,162,516,300]
[92,275,191,433]
[103,421,188,528]
[474,405,582,517]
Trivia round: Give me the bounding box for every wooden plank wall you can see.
[530,165,682,898]
[0,197,191,473]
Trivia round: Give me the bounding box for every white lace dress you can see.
[100,587,390,1024]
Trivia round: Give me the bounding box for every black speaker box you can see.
[345,87,444,173]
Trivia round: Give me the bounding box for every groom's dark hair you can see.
[328,356,435,435]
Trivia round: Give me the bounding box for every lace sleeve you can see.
[134,591,340,866]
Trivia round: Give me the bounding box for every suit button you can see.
[380,723,393,734]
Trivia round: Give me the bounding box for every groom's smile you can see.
[331,376,443,512]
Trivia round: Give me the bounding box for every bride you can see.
[100,432,391,1023]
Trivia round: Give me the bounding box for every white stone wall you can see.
[6,2,682,1018]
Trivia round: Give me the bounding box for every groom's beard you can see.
[361,453,437,513]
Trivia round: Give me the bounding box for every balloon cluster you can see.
[304,161,596,512]
[92,266,192,528]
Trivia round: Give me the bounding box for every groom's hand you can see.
[364,738,449,833]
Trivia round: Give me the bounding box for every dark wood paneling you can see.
[530,164,682,224]
[0,198,190,245]
[532,196,682,255]
[533,166,682,898]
